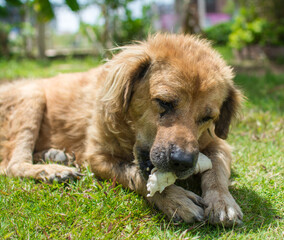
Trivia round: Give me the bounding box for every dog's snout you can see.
[169,149,198,171]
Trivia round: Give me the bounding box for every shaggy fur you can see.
[0,34,243,226]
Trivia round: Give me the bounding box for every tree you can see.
[84,0,137,48]
[79,0,153,55]
[175,0,201,34]
[2,0,80,58]
[33,0,80,58]
[0,23,10,57]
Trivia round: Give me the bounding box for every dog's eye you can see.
[198,116,213,124]
[155,98,175,117]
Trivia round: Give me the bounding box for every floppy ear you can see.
[101,47,151,114]
[214,87,243,139]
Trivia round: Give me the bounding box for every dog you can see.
[0,34,243,226]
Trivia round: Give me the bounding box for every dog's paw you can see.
[36,164,83,183]
[204,191,243,227]
[149,185,205,223]
[33,148,76,166]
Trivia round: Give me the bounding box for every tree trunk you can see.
[0,30,9,57]
[176,0,201,34]
[23,2,33,58]
[197,0,206,29]
[102,4,111,49]
[37,21,46,59]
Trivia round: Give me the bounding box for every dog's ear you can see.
[214,87,243,139]
[102,47,151,113]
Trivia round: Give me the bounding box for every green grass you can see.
[0,55,283,239]
[0,57,101,81]
[214,46,234,62]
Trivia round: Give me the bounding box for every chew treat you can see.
[146,153,212,197]
[146,168,176,197]
[194,152,213,174]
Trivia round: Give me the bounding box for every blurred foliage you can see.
[80,1,153,52]
[213,46,234,62]
[113,4,153,45]
[204,21,233,46]
[33,0,54,22]
[65,0,80,11]
[1,0,80,22]
[229,8,267,49]
[0,0,81,57]
[0,5,8,16]
[237,0,284,22]
[229,0,284,49]
[222,0,236,15]
[262,20,284,47]
[1,0,154,57]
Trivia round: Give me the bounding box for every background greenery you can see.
[0,48,283,239]
[1,0,284,59]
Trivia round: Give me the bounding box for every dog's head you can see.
[102,34,243,180]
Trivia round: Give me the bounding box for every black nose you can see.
[169,149,198,171]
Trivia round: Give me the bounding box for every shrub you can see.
[204,21,233,45]
[228,8,267,49]
[263,20,284,47]
[228,3,284,49]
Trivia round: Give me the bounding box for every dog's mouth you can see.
[136,148,155,179]
[136,147,195,180]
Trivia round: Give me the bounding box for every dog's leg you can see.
[201,139,243,226]
[88,154,147,195]
[4,86,81,182]
[88,154,205,223]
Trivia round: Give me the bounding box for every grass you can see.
[0,57,101,81]
[0,53,283,239]
[214,46,234,62]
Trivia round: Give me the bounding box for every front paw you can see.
[36,164,83,183]
[148,185,205,223]
[204,191,243,227]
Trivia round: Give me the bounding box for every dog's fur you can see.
[0,34,243,226]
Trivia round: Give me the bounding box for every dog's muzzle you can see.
[137,144,199,180]
[169,148,198,171]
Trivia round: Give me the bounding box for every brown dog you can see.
[0,34,243,226]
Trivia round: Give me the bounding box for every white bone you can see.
[146,153,212,197]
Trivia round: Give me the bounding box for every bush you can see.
[204,21,233,45]
[228,8,267,49]
[112,5,153,45]
[263,20,284,47]
[228,4,284,50]
[79,2,153,54]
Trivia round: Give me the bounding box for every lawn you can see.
[0,57,101,81]
[0,54,283,239]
